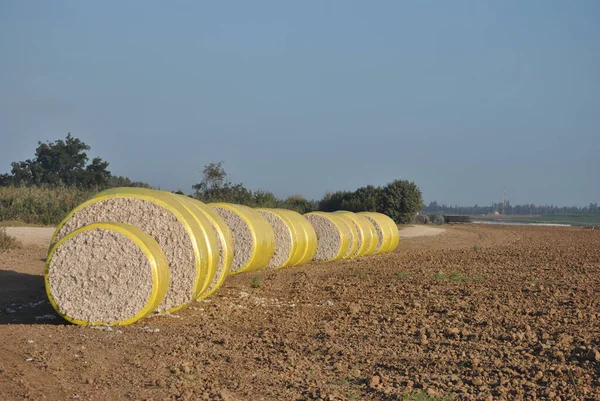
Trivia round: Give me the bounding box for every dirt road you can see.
[4,227,55,249]
[1,225,599,400]
[399,225,445,238]
[4,224,446,249]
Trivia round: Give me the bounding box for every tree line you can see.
[422,201,600,215]
[191,162,423,223]
[0,134,150,189]
[1,134,424,223]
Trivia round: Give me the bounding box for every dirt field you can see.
[1,225,599,401]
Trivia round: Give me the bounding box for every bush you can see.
[317,181,423,224]
[378,180,423,224]
[413,214,430,224]
[318,185,380,213]
[430,214,445,225]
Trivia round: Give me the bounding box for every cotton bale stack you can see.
[304,212,351,262]
[51,188,217,313]
[45,222,169,326]
[359,212,400,254]
[209,203,275,274]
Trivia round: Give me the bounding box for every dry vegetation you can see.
[0,227,21,251]
[0,186,96,225]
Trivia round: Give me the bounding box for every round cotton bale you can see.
[209,203,275,274]
[333,213,359,259]
[275,209,317,266]
[45,222,169,326]
[359,212,400,253]
[52,188,210,313]
[304,212,350,262]
[334,211,372,258]
[257,209,296,269]
[175,196,232,299]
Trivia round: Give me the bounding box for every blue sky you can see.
[1,1,598,205]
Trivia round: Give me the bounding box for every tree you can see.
[107,175,152,189]
[378,180,423,224]
[281,195,317,214]
[1,134,151,189]
[4,134,112,188]
[253,190,279,208]
[192,161,253,204]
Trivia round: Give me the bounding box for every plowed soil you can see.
[1,225,599,401]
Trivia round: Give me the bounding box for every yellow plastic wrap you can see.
[257,208,298,269]
[45,222,170,326]
[276,209,317,266]
[174,195,228,298]
[333,213,359,259]
[359,212,400,253]
[51,187,212,313]
[357,212,391,254]
[304,212,351,262]
[209,203,275,274]
[334,211,372,257]
[182,197,234,298]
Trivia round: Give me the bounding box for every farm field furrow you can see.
[1,225,599,401]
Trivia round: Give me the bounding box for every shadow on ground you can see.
[0,270,63,325]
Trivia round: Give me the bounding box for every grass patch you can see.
[394,271,410,280]
[403,391,453,401]
[0,227,21,251]
[251,275,261,289]
[472,245,480,252]
[449,272,470,282]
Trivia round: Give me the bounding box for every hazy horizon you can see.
[1,1,598,206]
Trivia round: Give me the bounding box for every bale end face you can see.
[304,213,344,262]
[211,205,254,273]
[46,223,169,326]
[54,195,198,313]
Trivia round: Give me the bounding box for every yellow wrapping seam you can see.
[51,188,209,313]
[358,212,391,255]
[209,203,275,274]
[277,209,317,266]
[334,213,359,259]
[304,212,350,262]
[173,195,221,298]
[257,208,298,269]
[372,212,400,252]
[334,211,371,257]
[295,214,318,265]
[45,222,169,326]
[355,214,379,256]
[185,197,234,298]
